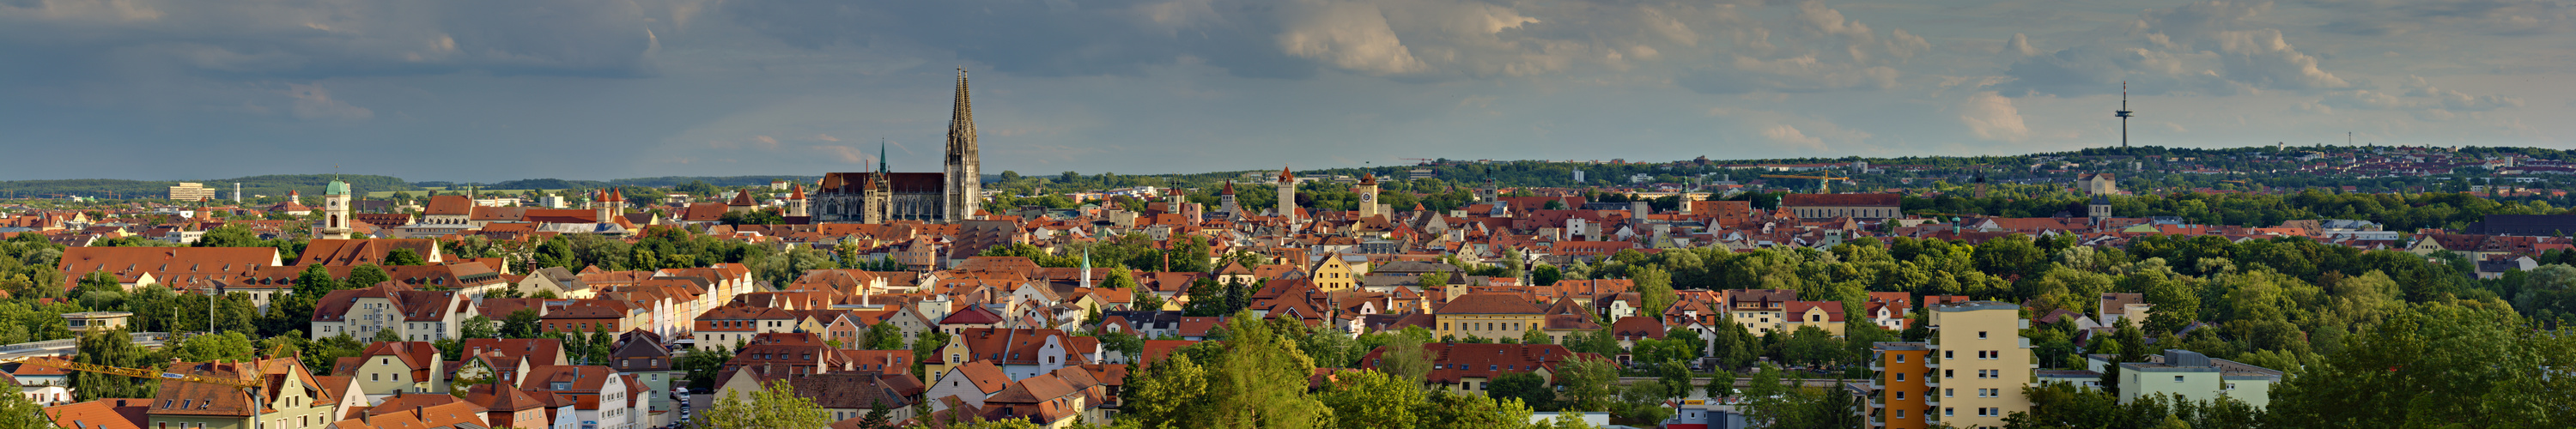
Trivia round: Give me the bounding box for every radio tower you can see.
[2116,82,2135,148]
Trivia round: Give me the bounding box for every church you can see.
[813,69,985,223]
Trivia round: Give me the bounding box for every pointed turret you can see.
[1221,181,1236,196]
[1359,172,1377,185]
[1279,166,1295,183]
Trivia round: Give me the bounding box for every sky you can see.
[1,0,2570,182]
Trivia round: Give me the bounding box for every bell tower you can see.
[317,180,352,239]
[1356,172,1382,219]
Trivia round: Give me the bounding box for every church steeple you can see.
[944,69,982,223]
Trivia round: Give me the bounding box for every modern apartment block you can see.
[1927,301,2031,429]
[1855,341,1935,428]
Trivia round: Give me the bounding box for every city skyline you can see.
[2,0,2568,182]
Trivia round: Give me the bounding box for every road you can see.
[0,332,167,360]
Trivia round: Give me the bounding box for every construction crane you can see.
[8,356,268,428]
[1760,173,1856,193]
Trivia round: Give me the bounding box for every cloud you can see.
[284,83,371,121]
[1278,1,1430,76]
[2314,0,2576,36]
[818,146,872,164]
[1959,91,2031,142]
[1763,124,1827,148]
[0,0,660,78]
[2000,1,2350,96]
[2318,76,2523,118]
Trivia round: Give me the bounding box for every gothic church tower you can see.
[945,69,983,223]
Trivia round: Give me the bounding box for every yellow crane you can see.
[1760,173,1856,193]
[7,356,268,428]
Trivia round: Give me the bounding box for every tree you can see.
[859,400,894,429]
[167,331,257,362]
[374,328,403,342]
[1521,327,1553,345]
[1487,371,1554,411]
[860,323,906,350]
[502,309,542,339]
[1704,366,1737,398]
[0,390,54,428]
[73,328,157,400]
[460,315,501,339]
[1654,360,1694,400]
[1632,265,1675,315]
[343,263,390,290]
[1781,325,1839,368]
[1740,363,1859,429]
[2263,303,2575,428]
[1201,311,1328,428]
[695,379,831,429]
[1377,332,1431,384]
[1553,356,1619,412]
[1132,287,1168,311]
[1318,370,1427,429]
[1421,390,1537,429]
[1417,271,1449,289]
[1120,353,1211,428]
[678,352,732,392]
[385,248,427,266]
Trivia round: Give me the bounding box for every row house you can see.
[520,365,634,429]
[691,305,803,352]
[927,328,1089,381]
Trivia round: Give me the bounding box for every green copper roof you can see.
[325,180,349,196]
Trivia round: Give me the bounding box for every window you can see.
[2175,376,2186,383]
[1944,408,1954,417]
[1943,370,1953,378]
[1895,354,1905,364]
[1895,391,1905,400]
[1944,351,1953,360]
[1978,331,1989,339]
[2223,383,2237,390]
[1895,410,1905,419]
[1895,373,1905,382]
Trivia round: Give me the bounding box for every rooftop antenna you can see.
[2115,82,2135,148]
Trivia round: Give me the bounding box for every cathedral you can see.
[814,69,985,223]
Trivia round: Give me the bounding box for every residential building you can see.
[2099,350,2283,409]
[521,366,632,429]
[307,285,474,341]
[1927,301,2031,428]
[1857,341,1935,429]
[1433,293,1546,341]
[146,359,339,429]
[345,341,447,397]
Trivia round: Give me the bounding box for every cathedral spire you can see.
[944,68,982,223]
